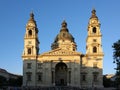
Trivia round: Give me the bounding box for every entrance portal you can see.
[55,62,67,86]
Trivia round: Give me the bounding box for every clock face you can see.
[28,41,31,44]
[91,20,95,23]
[28,23,34,26]
[28,23,32,26]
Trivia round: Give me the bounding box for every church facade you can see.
[22,9,104,88]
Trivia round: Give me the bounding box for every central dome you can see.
[54,20,75,43]
[51,20,76,50]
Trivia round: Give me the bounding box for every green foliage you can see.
[8,76,22,86]
[113,40,120,63]
[0,75,22,87]
[103,75,112,87]
[16,76,22,86]
[112,40,120,87]
[0,75,7,86]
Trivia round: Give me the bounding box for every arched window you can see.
[28,30,32,36]
[93,46,97,53]
[92,27,96,33]
[28,48,31,54]
[93,72,99,82]
[93,74,98,82]
[26,73,32,81]
[82,74,86,81]
[81,72,87,82]
[37,72,42,81]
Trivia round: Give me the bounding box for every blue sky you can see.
[0,0,120,75]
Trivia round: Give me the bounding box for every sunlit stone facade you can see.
[22,9,104,88]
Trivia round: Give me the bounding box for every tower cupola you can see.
[60,20,68,32]
[27,12,37,28]
[90,9,98,19]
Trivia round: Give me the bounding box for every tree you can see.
[0,75,7,87]
[103,75,112,87]
[8,76,22,86]
[15,76,22,86]
[112,40,120,88]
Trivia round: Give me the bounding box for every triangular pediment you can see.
[40,48,81,56]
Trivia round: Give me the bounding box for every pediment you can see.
[40,48,81,56]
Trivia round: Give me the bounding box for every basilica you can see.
[22,9,104,88]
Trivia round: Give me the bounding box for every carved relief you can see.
[41,49,80,56]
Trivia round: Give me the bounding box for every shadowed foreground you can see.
[6,86,116,90]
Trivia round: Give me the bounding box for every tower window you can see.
[38,63,42,69]
[73,48,75,51]
[92,72,99,82]
[82,74,86,81]
[93,46,97,53]
[92,27,96,33]
[37,73,42,81]
[28,48,31,54]
[26,72,32,81]
[81,73,87,82]
[93,74,98,82]
[28,30,32,36]
[27,63,32,69]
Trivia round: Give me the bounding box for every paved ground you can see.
[5,87,117,90]
[96,87,116,90]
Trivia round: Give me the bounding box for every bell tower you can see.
[86,9,103,56]
[22,12,39,59]
[86,9,104,87]
[22,12,40,86]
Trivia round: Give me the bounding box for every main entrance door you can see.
[55,62,67,86]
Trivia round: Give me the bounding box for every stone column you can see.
[67,69,71,86]
[52,69,55,86]
[67,70,69,86]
